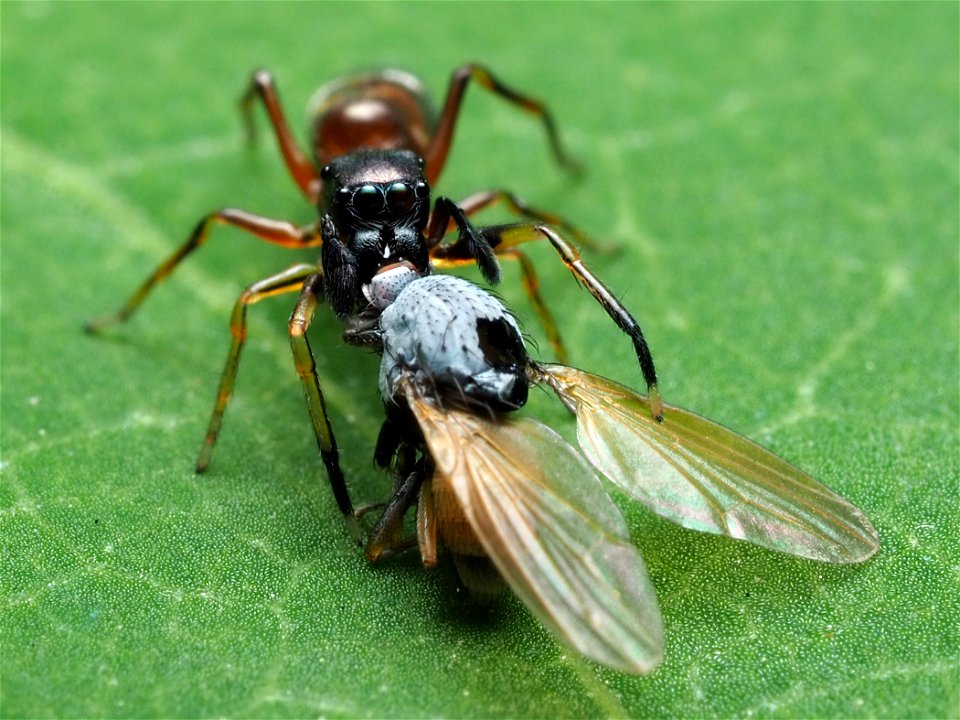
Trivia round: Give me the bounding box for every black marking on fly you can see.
[475,316,527,369]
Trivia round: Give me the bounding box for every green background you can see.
[2,3,957,718]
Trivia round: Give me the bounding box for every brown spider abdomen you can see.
[309,71,435,167]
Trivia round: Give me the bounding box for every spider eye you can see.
[385,182,415,213]
[414,181,429,199]
[353,184,384,216]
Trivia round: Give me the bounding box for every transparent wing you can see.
[539,364,879,563]
[405,386,664,674]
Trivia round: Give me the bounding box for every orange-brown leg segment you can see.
[501,248,567,364]
[240,69,322,204]
[288,272,363,542]
[85,209,321,333]
[196,263,317,473]
[425,64,580,185]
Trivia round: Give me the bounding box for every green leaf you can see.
[2,3,956,718]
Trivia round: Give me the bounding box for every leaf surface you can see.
[2,3,957,718]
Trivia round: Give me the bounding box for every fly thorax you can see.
[378,276,529,411]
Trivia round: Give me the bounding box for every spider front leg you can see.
[425,197,501,284]
[288,273,362,543]
[427,190,598,363]
[195,263,318,473]
[537,224,662,420]
[240,69,322,204]
[478,224,663,420]
[84,209,321,332]
[425,63,581,185]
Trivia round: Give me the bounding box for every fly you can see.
[346,269,879,675]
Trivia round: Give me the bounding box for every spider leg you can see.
[240,69,322,204]
[478,224,663,420]
[288,272,362,542]
[538,224,662,419]
[425,64,580,185]
[425,197,500,284]
[426,190,598,363]
[85,210,321,332]
[452,189,595,249]
[195,263,316,474]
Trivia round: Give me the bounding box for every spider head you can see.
[320,150,432,316]
[321,150,431,279]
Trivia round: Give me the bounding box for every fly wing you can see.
[405,385,664,674]
[539,365,879,564]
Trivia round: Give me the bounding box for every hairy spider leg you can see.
[427,188,605,365]
[426,196,501,285]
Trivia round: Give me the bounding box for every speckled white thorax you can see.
[378,275,528,409]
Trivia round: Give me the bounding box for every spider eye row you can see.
[342,181,429,216]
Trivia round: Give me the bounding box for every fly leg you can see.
[363,471,421,563]
[363,436,425,562]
